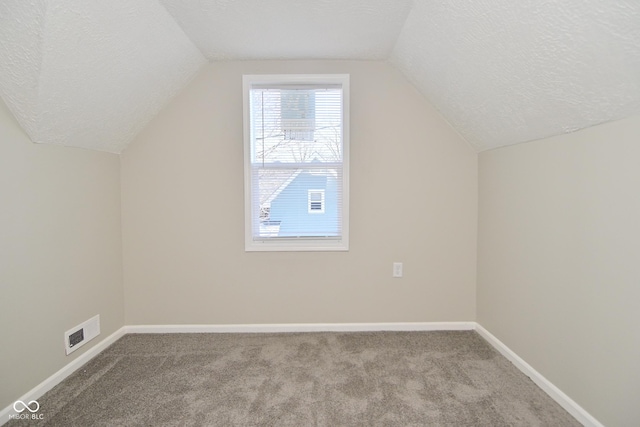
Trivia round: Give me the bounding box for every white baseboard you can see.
[1,322,601,427]
[125,321,476,334]
[475,324,604,427]
[0,326,126,426]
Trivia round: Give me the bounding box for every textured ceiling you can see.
[0,0,205,153]
[391,0,640,151]
[1,0,639,153]
[159,0,413,60]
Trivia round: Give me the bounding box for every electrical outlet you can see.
[393,262,403,278]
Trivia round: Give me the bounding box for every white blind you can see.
[247,83,344,242]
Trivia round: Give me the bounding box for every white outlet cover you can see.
[393,262,403,278]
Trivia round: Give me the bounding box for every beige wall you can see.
[0,100,124,409]
[477,115,640,426]
[5,56,637,425]
[121,61,477,325]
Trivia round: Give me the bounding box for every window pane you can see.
[251,88,342,165]
[254,167,340,238]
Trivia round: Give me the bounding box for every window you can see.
[243,74,349,251]
[308,190,325,214]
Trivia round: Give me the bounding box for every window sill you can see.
[245,239,349,252]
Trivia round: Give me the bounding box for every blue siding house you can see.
[269,171,339,237]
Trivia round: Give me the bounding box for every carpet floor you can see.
[8,331,580,426]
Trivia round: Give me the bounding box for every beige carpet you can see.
[8,331,580,426]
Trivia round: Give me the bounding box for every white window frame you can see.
[308,189,325,214]
[243,74,350,252]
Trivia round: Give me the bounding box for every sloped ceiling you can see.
[1,0,639,153]
[391,0,640,151]
[0,0,206,153]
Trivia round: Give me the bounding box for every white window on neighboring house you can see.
[281,90,315,141]
[308,189,325,214]
[243,74,350,251]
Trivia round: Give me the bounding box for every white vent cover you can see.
[64,315,100,355]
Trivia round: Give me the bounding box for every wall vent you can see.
[64,315,100,355]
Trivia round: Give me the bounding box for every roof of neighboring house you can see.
[259,169,301,207]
